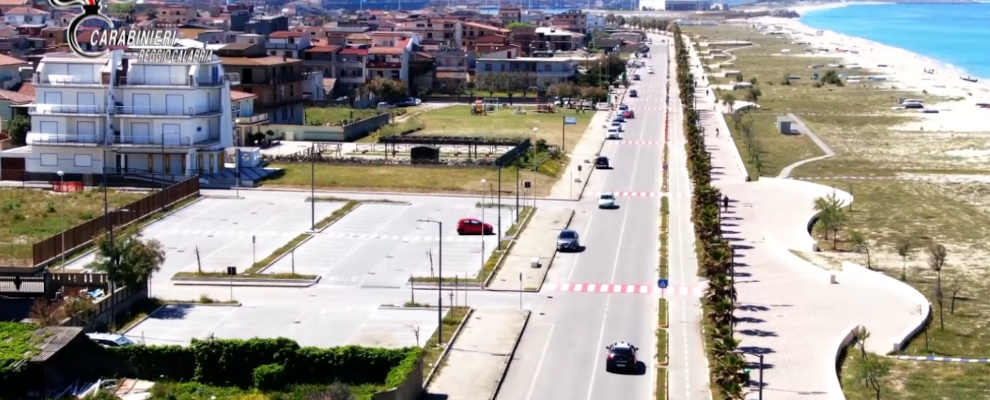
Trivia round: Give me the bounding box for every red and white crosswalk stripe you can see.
[543,283,705,297]
[595,191,658,197]
[617,140,663,145]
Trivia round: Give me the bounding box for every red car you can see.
[623,110,635,118]
[457,218,494,235]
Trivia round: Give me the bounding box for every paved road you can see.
[496,47,666,400]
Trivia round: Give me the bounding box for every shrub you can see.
[193,337,300,387]
[252,363,286,391]
[108,344,196,381]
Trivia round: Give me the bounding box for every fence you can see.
[32,177,200,268]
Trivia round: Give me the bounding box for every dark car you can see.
[595,156,610,169]
[629,90,638,97]
[605,342,639,373]
[556,229,580,252]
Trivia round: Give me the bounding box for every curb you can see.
[169,277,319,288]
[252,234,317,274]
[119,303,167,336]
[577,93,628,201]
[423,308,474,389]
[312,201,363,234]
[163,301,243,307]
[242,185,578,202]
[489,310,531,400]
[482,206,537,289]
[530,208,576,292]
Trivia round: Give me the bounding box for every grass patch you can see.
[304,106,383,126]
[505,206,535,237]
[660,197,669,279]
[146,382,387,400]
[172,271,317,280]
[726,112,824,178]
[412,105,594,150]
[656,326,668,363]
[314,201,361,230]
[361,118,426,142]
[245,233,314,275]
[837,348,990,400]
[655,367,667,400]
[662,146,669,192]
[262,163,559,196]
[421,306,470,379]
[0,188,145,266]
[0,322,40,370]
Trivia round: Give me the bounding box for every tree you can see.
[91,228,166,289]
[505,22,532,30]
[145,8,157,19]
[721,92,736,112]
[947,274,964,314]
[813,191,845,249]
[853,329,890,400]
[926,242,947,330]
[6,114,28,146]
[29,299,65,326]
[361,77,407,104]
[848,230,871,269]
[107,2,135,14]
[744,86,762,102]
[895,237,912,281]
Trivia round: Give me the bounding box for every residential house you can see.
[345,33,372,46]
[475,56,578,90]
[244,15,289,36]
[265,31,311,59]
[0,0,30,15]
[301,45,339,80]
[432,49,471,91]
[498,7,521,24]
[366,32,417,84]
[197,30,237,45]
[0,82,32,131]
[463,22,509,48]
[536,27,584,51]
[40,27,65,49]
[520,10,547,26]
[336,46,367,94]
[586,13,605,32]
[13,50,234,180]
[509,27,537,56]
[156,6,196,27]
[4,7,50,27]
[398,18,462,48]
[0,54,28,90]
[550,10,587,34]
[594,38,641,53]
[218,43,306,125]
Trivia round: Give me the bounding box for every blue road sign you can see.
[564,116,577,125]
[658,279,669,289]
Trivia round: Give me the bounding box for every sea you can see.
[800,3,990,80]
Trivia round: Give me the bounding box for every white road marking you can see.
[561,283,570,292]
[566,215,594,282]
[524,324,556,400]
[574,284,584,292]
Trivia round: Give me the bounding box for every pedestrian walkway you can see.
[684,38,930,399]
[487,209,574,291]
[425,309,530,400]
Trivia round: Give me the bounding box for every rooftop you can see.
[369,46,403,56]
[220,56,302,66]
[7,6,49,15]
[305,45,340,53]
[0,54,27,67]
[231,90,256,101]
[269,31,306,39]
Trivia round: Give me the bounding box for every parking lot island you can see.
[487,208,575,291]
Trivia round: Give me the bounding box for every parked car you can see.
[633,74,641,81]
[610,120,625,132]
[618,104,629,111]
[456,218,494,235]
[396,98,423,107]
[87,333,135,348]
[613,113,626,122]
[376,102,393,109]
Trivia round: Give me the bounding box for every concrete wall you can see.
[261,113,389,142]
[343,113,390,141]
[371,358,423,400]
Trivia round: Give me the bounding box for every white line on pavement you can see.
[524,324,555,400]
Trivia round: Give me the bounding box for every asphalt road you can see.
[496,45,667,400]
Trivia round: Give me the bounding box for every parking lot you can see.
[263,203,515,287]
[123,303,440,349]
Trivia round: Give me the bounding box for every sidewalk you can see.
[547,89,628,200]
[688,45,748,184]
[487,208,574,291]
[424,309,530,400]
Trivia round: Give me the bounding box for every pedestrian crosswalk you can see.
[615,140,663,145]
[543,282,705,296]
[156,228,493,243]
[594,191,659,197]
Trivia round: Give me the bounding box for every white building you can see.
[10,50,234,180]
[586,13,606,32]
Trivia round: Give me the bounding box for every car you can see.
[87,333,135,348]
[629,90,638,97]
[395,98,422,107]
[376,102,393,109]
[648,69,655,74]
[556,229,580,252]
[595,156,610,169]
[334,96,349,102]
[456,218,494,235]
[633,74,640,81]
[613,113,626,122]
[623,110,635,118]
[598,192,616,209]
[606,128,621,140]
[605,342,639,373]
[618,104,629,111]
[610,120,625,132]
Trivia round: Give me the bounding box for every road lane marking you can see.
[524,324,555,400]
[566,214,594,282]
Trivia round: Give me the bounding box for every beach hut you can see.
[777,116,795,135]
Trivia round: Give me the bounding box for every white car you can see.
[607,128,621,140]
[610,120,625,132]
[598,192,616,209]
[648,69,655,74]
[87,333,135,347]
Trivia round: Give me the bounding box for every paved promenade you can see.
[489,209,574,291]
[686,39,928,400]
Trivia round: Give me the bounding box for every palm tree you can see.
[707,297,736,328]
[714,352,748,398]
[705,273,737,304]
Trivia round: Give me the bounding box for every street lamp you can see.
[417,218,443,343]
[480,179,487,274]
[56,170,65,267]
[310,142,316,230]
[737,350,765,400]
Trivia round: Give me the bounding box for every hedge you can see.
[108,338,418,389]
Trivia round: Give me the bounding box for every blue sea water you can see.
[800,3,990,79]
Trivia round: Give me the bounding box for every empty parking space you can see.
[135,198,343,276]
[266,203,515,288]
[124,303,441,349]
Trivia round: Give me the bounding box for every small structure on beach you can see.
[777,116,795,135]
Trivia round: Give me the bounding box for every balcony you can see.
[115,105,223,117]
[236,113,269,125]
[29,104,106,115]
[26,133,103,147]
[436,65,467,72]
[117,75,225,87]
[239,72,306,85]
[114,134,220,148]
[537,70,576,77]
[33,74,101,86]
[225,72,240,85]
[266,42,306,50]
[367,61,402,69]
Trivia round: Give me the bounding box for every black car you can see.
[595,156,610,169]
[629,90,638,97]
[605,342,639,373]
[556,229,580,252]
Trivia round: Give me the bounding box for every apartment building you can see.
[498,7,521,24]
[218,43,305,125]
[536,27,584,51]
[245,15,289,36]
[433,49,471,90]
[4,7,49,27]
[265,31,312,59]
[0,0,30,15]
[302,45,340,79]
[15,50,234,180]
[475,56,578,89]
[462,22,510,48]
[336,46,367,94]
[397,18,462,48]
[366,32,416,83]
[156,6,196,26]
[550,10,587,34]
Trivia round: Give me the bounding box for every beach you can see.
[748,2,990,133]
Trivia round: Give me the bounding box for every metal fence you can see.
[31,177,200,267]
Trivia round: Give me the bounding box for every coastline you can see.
[748,6,990,132]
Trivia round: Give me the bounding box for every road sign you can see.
[564,116,577,125]
[657,279,669,289]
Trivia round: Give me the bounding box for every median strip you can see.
[656,194,670,398]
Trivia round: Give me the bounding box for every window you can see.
[40,121,58,134]
[484,63,491,72]
[40,153,58,166]
[73,154,93,167]
[281,108,287,120]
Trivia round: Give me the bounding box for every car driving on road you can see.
[456,218,493,235]
[606,128,621,140]
[629,89,638,97]
[595,156,610,169]
[605,342,639,373]
[598,192,616,209]
[556,229,580,252]
[610,120,625,132]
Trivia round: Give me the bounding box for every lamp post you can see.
[480,179,487,273]
[310,142,316,230]
[531,127,538,208]
[738,350,765,400]
[56,170,65,267]
[491,182,500,243]
[417,218,443,343]
[160,130,167,212]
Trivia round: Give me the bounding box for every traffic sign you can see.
[564,116,577,125]
[657,279,669,289]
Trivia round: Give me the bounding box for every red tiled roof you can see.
[0,54,27,67]
[269,31,305,39]
[369,46,403,56]
[7,6,48,15]
[339,47,368,56]
[305,45,340,53]
[464,22,509,33]
[15,81,33,98]
[230,90,256,101]
[0,88,31,103]
[0,0,29,5]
